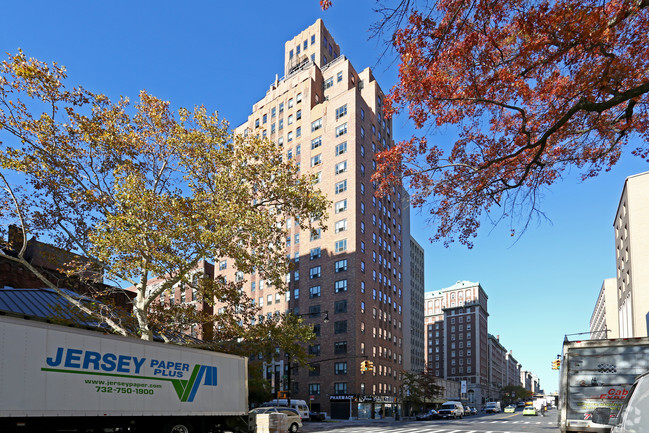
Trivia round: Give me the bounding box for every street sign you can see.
[310,395,314,401]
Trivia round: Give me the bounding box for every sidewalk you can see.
[301,416,410,431]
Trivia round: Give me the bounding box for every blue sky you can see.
[3,1,647,393]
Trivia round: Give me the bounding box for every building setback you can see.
[223,19,410,419]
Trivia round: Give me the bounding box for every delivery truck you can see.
[0,314,249,433]
[558,336,649,433]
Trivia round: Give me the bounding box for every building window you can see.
[335,199,347,213]
[335,104,347,119]
[311,136,322,150]
[308,383,321,394]
[335,239,347,253]
[335,161,347,175]
[335,279,348,293]
[334,362,348,375]
[337,71,343,82]
[309,364,320,376]
[335,123,347,137]
[311,154,322,167]
[334,320,347,334]
[335,180,347,194]
[311,118,322,132]
[324,77,334,90]
[334,341,347,354]
[335,142,347,155]
[310,228,321,241]
[335,259,348,272]
[309,266,321,279]
[310,247,321,260]
[335,300,347,314]
[334,382,348,395]
[335,219,347,233]
[309,286,321,298]
[309,305,321,318]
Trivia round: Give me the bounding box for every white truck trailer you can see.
[558,336,649,433]
[0,314,249,433]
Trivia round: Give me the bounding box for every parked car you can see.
[523,406,537,416]
[464,405,472,416]
[262,399,310,420]
[437,401,464,419]
[470,407,478,415]
[308,411,325,422]
[611,370,649,433]
[504,405,516,413]
[250,406,303,432]
[416,409,439,421]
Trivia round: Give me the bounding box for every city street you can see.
[301,411,559,433]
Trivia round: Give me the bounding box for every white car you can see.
[611,371,649,432]
[250,406,303,433]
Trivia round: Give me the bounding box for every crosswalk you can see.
[310,419,559,433]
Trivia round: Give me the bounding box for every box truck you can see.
[558,336,649,433]
[0,314,249,433]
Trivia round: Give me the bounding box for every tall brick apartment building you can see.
[424,281,490,409]
[220,20,411,419]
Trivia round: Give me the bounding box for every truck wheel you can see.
[163,420,194,433]
[289,422,299,433]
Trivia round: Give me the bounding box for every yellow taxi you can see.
[523,406,537,416]
[504,405,516,413]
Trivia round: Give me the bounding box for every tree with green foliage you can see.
[501,385,534,405]
[400,367,445,415]
[0,51,329,346]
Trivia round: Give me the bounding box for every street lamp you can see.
[283,310,328,406]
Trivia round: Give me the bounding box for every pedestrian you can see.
[540,404,546,416]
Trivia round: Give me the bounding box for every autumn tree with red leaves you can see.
[324,0,649,247]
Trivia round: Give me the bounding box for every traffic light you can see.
[366,361,374,372]
[551,359,561,370]
[360,360,368,372]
